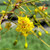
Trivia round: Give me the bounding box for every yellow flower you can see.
[0,25,2,30]
[16,16,34,35]
[38,31,42,36]
[25,42,28,48]
[45,31,48,34]
[5,22,11,30]
[38,6,45,11]
[34,8,38,13]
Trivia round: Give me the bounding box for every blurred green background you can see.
[0,26,50,50]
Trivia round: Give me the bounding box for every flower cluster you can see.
[16,16,34,35]
[34,6,48,15]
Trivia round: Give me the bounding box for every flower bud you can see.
[3,1,6,4]
[24,42,28,48]
[34,8,38,13]
[38,31,42,36]
[13,40,18,46]
[45,31,48,34]
[45,12,48,15]
[0,25,2,30]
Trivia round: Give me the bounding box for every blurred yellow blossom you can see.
[16,16,34,36]
[38,6,47,11]
[38,6,43,11]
